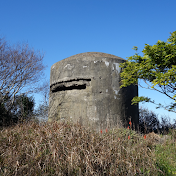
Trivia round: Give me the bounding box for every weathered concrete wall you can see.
[49,52,139,131]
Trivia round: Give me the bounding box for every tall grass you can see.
[0,121,175,175]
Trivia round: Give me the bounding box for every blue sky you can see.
[0,0,176,121]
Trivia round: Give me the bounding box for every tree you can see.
[0,94,35,126]
[139,107,176,134]
[0,98,12,126]
[139,107,160,133]
[12,94,35,121]
[120,31,176,113]
[34,81,49,121]
[0,37,45,124]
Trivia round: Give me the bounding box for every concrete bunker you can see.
[49,52,139,131]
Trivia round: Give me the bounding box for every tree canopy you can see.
[0,94,35,126]
[120,31,176,113]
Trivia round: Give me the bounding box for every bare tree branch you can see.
[0,37,46,111]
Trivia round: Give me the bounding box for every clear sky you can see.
[0,0,176,121]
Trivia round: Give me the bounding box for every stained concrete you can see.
[49,52,139,131]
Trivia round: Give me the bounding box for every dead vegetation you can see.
[1,121,175,175]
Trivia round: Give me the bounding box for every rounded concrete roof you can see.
[64,52,125,61]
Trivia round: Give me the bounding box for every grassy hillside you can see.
[0,121,176,175]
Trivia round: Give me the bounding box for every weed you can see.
[0,121,175,175]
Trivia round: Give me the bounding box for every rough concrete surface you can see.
[49,52,139,131]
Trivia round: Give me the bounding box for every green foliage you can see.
[13,94,35,121]
[0,101,12,126]
[0,94,35,126]
[155,141,176,175]
[120,31,176,112]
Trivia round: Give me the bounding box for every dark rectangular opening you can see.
[51,78,91,93]
[52,84,86,92]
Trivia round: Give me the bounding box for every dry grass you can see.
[0,121,175,175]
